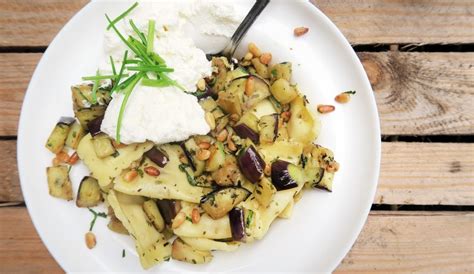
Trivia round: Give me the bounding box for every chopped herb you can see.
[109,56,117,75]
[88,208,107,231]
[146,20,155,54]
[178,164,197,186]
[122,249,126,258]
[185,216,193,222]
[67,165,72,173]
[246,210,254,228]
[271,69,277,78]
[192,259,197,264]
[136,168,144,178]
[90,70,100,104]
[300,154,308,168]
[106,2,139,30]
[344,90,356,95]
[129,19,147,45]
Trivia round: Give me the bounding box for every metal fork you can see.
[206,0,270,61]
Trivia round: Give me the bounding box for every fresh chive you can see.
[109,56,117,75]
[122,249,126,258]
[111,50,128,94]
[146,20,155,54]
[116,73,143,142]
[106,14,141,58]
[151,52,166,65]
[82,74,127,81]
[161,73,185,91]
[106,2,139,30]
[127,65,174,73]
[91,70,100,104]
[141,78,172,87]
[128,36,154,64]
[344,90,357,95]
[124,59,141,64]
[129,19,147,45]
[88,208,107,231]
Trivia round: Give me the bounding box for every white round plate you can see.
[18,0,380,272]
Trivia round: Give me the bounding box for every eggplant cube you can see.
[200,187,250,219]
[237,145,265,183]
[143,200,165,232]
[255,177,276,207]
[76,176,103,208]
[92,134,116,158]
[45,117,75,154]
[46,166,73,201]
[271,160,304,191]
[65,121,86,150]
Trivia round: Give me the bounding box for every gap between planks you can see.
[1,140,473,205]
[0,207,472,273]
[1,0,474,47]
[1,51,473,136]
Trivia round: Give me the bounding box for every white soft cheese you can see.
[100,0,243,144]
[102,84,210,144]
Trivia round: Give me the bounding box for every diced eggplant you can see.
[195,84,217,100]
[181,138,206,175]
[211,156,241,187]
[271,160,304,191]
[143,200,165,232]
[156,199,181,225]
[92,134,116,158]
[237,112,259,132]
[205,142,226,172]
[270,78,298,104]
[171,238,213,264]
[229,207,246,242]
[237,145,265,183]
[243,75,271,110]
[226,66,250,82]
[87,115,104,137]
[46,166,73,200]
[45,117,75,154]
[108,215,129,235]
[74,105,106,130]
[233,124,259,144]
[212,57,230,93]
[211,107,226,120]
[65,121,86,150]
[254,177,276,207]
[199,97,218,112]
[200,187,251,219]
[270,62,292,82]
[71,84,112,109]
[287,96,318,144]
[76,176,103,207]
[217,90,242,116]
[316,171,334,192]
[144,146,169,168]
[258,114,278,144]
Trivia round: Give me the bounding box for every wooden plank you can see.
[359,52,474,135]
[3,141,473,205]
[314,0,474,45]
[0,207,472,272]
[1,0,473,47]
[336,211,474,273]
[1,52,473,136]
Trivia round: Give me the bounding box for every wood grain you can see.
[2,52,473,136]
[0,207,472,272]
[1,0,473,47]
[359,52,474,135]
[2,141,473,205]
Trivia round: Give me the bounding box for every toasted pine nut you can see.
[191,208,201,224]
[67,152,79,165]
[56,151,70,163]
[85,232,96,249]
[196,149,211,161]
[244,52,253,61]
[198,142,211,149]
[227,139,237,151]
[245,77,255,96]
[281,111,291,122]
[172,212,186,229]
[294,27,309,37]
[205,112,216,130]
[259,53,272,65]
[123,170,138,182]
[197,79,206,91]
[248,42,261,57]
[317,105,335,114]
[112,140,126,149]
[179,154,189,164]
[264,163,271,176]
[229,113,240,122]
[326,161,340,173]
[144,166,160,177]
[335,92,351,104]
[216,129,228,142]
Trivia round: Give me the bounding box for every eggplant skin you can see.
[237,145,265,183]
[145,147,169,168]
[156,199,181,225]
[229,207,246,242]
[271,160,299,191]
[233,124,259,144]
[87,115,104,137]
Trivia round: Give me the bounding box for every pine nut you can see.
[245,76,255,96]
[205,112,216,130]
[244,52,253,61]
[335,92,351,104]
[198,142,211,149]
[56,151,70,163]
[281,111,291,122]
[144,166,160,177]
[294,27,309,37]
[123,170,138,182]
[85,232,96,249]
[227,139,237,151]
[229,113,240,122]
[191,208,201,224]
[326,161,340,173]
[264,163,271,176]
[248,42,261,57]
[259,53,272,65]
[172,212,186,229]
[216,129,228,142]
[197,79,206,91]
[67,152,79,165]
[196,149,211,161]
[317,105,335,114]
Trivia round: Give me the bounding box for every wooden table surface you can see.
[1,0,473,273]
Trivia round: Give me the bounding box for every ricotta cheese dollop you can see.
[100,0,244,144]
